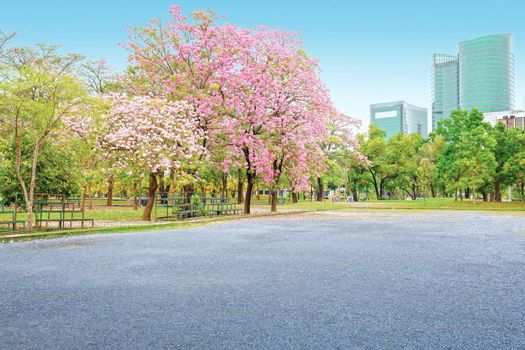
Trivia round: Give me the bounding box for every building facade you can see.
[459,34,515,113]
[370,101,428,138]
[484,110,525,129]
[431,54,459,131]
[431,34,515,130]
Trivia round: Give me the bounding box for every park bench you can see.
[33,200,94,229]
[0,220,27,232]
[203,202,241,216]
[155,196,241,221]
[35,218,94,229]
[0,206,24,232]
[174,209,201,219]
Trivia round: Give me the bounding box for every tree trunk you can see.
[370,172,381,200]
[88,185,93,210]
[430,183,436,198]
[244,172,254,214]
[379,180,386,201]
[132,182,138,210]
[14,123,30,229]
[494,179,502,202]
[237,179,244,204]
[316,176,324,202]
[352,188,359,202]
[158,176,171,200]
[270,189,278,212]
[106,175,114,206]
[292,191,298,204]
[221,174,228,198]
[142,173,158,221]
[183,184,194,203]
[81,185,87,211]
[200,184,207,202]
[26,142,41,231]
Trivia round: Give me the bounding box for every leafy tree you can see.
[387,133,425,200]
[314,113,361,202]
[492,123,525,201]
[360,124,393,200]
[418,134,445,200]
[436,109,496,202]
[0,44,90,229]
[0,136,79,205]
[339,141,370,202]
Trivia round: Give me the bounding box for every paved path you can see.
[1,211,524,349]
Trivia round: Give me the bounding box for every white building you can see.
[484,110,525,129]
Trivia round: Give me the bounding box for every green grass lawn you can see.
[6,198,525,225]
[9,206,146,222]
[3,198,524,240]
[275,198,525,212]
[2,197,524,243]
[79,198,525,222]
[86,206,146,221]
[363,198,525,211]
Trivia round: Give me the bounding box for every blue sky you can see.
[1,0,524,128]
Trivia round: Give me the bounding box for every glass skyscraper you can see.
[370,101,428,139]
[459,34,515,112]
[431,34,515,131]
[431,54,459,131]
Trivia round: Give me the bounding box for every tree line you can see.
[1,6,524,232]
[339,109,525,203]
[0,6,362,229]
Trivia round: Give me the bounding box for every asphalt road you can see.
[1,211,524,349]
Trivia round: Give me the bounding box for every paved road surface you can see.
[1,211,524,349]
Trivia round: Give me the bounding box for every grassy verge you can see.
[0,210,309,243]
[0,217,227,243]
[273,198,525,212]
[3,198,523,243]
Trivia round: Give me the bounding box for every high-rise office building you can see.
[431,34,515,130]
[459,34,515,112]
[431,54,459,131]
[370,101,428,139]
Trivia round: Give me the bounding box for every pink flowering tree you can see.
[216,28,342,212]
[126,6,237,198]
[126,5,363,214]
[98,94,204,221]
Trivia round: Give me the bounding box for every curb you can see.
[0,210,309,243]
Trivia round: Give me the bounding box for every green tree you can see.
[339,141,370,202]
[418,134,445,200]
[387,133,425,200]
[315,113,358,202]
[360,124,393,200]
[0,136,79,205]
[436,109,496,202]
[0,44,90,229]
[492,123,525,201]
